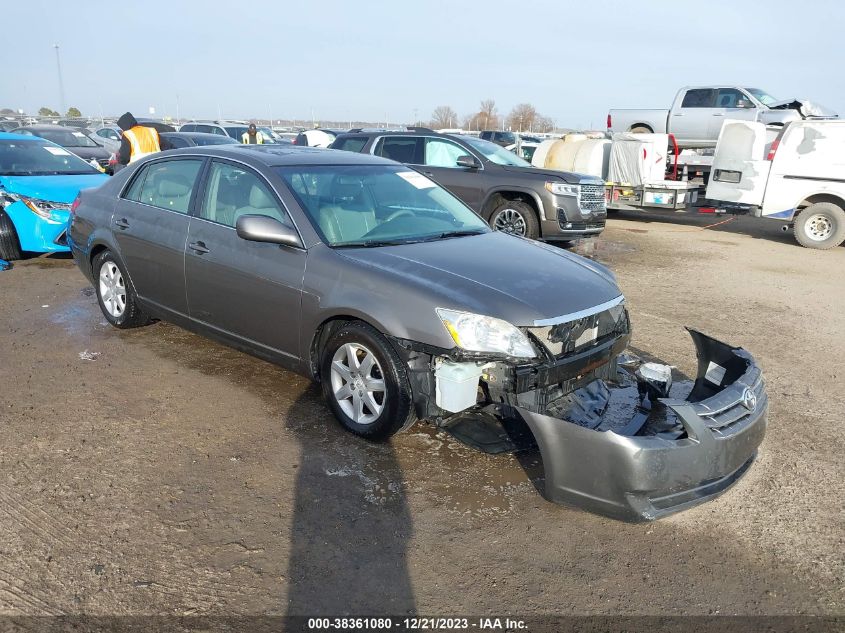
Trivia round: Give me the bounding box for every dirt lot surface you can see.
[0,213,842,620]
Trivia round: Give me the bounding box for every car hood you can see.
[336,231,621,326]
[0,174,108,203]
[499,165,600,184]
[768,98,838,118]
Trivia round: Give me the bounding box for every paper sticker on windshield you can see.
[72,131,85,137]
[397,171,435,189]
[44,147,71,156]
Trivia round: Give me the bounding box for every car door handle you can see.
[114,218,130,229]
[712,113,725,116]
[672,113,684,116]
[188,241,210,254]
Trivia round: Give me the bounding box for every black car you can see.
[12,125,111,172]
[159,132,240,149]
[329,129,605,241]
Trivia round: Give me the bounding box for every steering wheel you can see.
[385,209,415,222]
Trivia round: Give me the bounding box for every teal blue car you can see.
[0,132,108,260]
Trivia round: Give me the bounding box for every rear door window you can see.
[374,136,423,164]
[681,89,716,108]
[124,158,204,214]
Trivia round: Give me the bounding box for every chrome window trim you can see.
[116,152,306,247]
[532,295,625,327]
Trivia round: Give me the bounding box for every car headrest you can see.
[158,177,191,197]
[249,185,275,209]
[331,179,363,202]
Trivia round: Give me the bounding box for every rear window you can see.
[332,136,368,153]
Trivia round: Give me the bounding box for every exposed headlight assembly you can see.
[1,192,70,220]
[436,308,536,359]
[545,181,579,196]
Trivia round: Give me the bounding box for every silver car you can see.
[68,145,767,521]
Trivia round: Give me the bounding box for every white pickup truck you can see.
[608,86,836,149]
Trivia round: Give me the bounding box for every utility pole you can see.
[53,44,66,115]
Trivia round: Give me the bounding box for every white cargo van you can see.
[706,119,845,249]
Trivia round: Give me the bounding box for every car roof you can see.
[159,145,398,166]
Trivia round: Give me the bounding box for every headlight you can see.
[2,193,70,220]
[545,181,579,196]
[436,308,536,358]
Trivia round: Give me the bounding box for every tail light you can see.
[606,113,612,130]
[70,194,81,216]
[766,138,780,161]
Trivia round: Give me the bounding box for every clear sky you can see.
[1,0,842,128]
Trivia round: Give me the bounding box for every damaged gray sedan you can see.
[68,145,767,521]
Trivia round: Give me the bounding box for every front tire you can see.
[490,200,540,240]
[320,322,416,440]
[793,202,845,250]
[0,210,22,261]
[93,250,150,328]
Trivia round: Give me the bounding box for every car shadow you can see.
[284,383,417,617]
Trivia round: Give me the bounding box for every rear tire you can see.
[0,210,22,261]
[490,200,540,240]
[630,125,653,134]
[793,202,845,249]
[320,321,416,440]
[93,250,151,328]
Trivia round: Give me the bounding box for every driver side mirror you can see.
[736,99,751,109]
[236,214,301,247]
[456,155,480,169]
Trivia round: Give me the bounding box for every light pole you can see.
[53,44,66,115]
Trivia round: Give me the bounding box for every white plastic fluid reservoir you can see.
[435,361,483,413]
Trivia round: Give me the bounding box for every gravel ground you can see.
[0,213,842,620]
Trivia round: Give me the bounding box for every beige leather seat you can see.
[233,185,286,224]
[318,181,377,242]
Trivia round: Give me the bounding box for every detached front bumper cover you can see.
[515,329,767,521]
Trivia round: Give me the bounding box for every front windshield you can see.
[0,138,100,176]
[460,136,532,167]
[36,128,99,148]
[746,88,778,106]
[278,165,490,247]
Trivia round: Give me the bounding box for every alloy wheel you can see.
[99,261,126,318]
[330,343,386,425]
[494,208,527,236]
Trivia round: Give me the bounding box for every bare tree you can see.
[430,106,458,129]
[506,103,538,132]
[534,115,555,133]
[464,99,500,131]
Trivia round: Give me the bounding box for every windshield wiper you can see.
[334,238,415,248]
[435,229,487,239]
